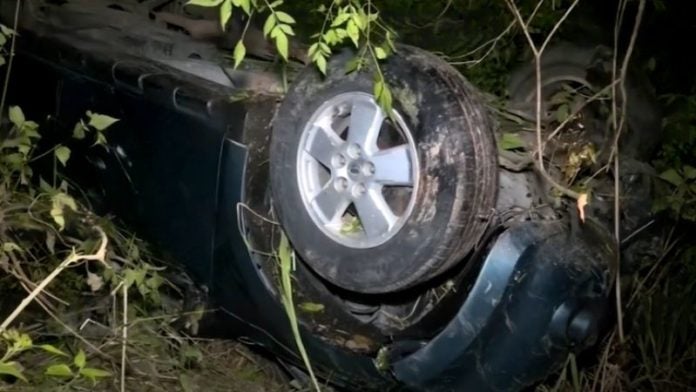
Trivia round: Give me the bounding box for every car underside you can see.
[0,0,661,390]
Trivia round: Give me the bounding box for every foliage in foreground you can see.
[0,106,286,391]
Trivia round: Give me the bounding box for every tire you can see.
[270,45,497,294]
[507,42,662,160]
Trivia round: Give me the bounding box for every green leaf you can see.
[263,14,276,37]
[298,302,325,313]
[550,89,570,105]
[80,367,111,382]
[683,165,696,180]
[315,54,327,75]
[353,11,368,30]
[179,373,195,392]
[344,56,363,74]
[274,30,289,61]
[331,12,351,27]
[14,332,32,350]
[21,120,40,137]
[185,0,224,6]
[275,11,295,24]
[231,0,251,15]
[233,41,246,69]
[9,106,25,127]
[374,47,387,60]
[277,23,294,36]
[145,274,164,290]
[2,242,23,253]
[0,361,27,382]
[374,79,385,100]
[74,349,86,369]
[94,131,108,146]
[500,133,526,151]
[385,30,396,51]
[307,43,318,57]
[46,231,56,253]
[646,57,656,72]
[374,78,392,114]
[323,29,338,45]
[124,268,147,289]
[277,232,320,391]
[659,168,684,187]
[347,20,359,47]
[39,344,70,357]
[379,85,393,114]
[556,103,570,123]
[87,112,119,131]
[0,33,6,46]
[45,363,73,378]
[270,25,282,38]
[0,24,14,36]
[72,121,87,139]
[318,42,330,55]
[54,145,71,166]
[50,192,78,231]
[219,0,232,30]
[3,152,23,166]
[0,56,6,67]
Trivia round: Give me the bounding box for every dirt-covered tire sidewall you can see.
[507,43,662,160]
[270,45,497,293]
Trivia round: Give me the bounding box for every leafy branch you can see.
[188,0,397,112]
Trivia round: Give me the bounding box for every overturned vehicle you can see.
[1,0,661,390]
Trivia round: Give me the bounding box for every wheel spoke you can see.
[347,100,384,154]
[312,185,350,225]
[305,124,342,168]
[372,144,414,186]
[354,187,397,238]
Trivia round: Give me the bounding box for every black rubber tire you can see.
[270,45,498,294]
[507,42,662,160]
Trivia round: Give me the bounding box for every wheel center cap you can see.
[348,161,362,179]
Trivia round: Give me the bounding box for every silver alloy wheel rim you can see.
[296,92,419,249]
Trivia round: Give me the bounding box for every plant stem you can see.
[0,228,108,333]
[0,0,20,124]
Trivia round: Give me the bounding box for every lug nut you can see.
[353,183,367,197]
[332,153,346,168]
[362,162,376,176]
[335,104,350,116]
[347,143,362,158]
[334,177,349,191]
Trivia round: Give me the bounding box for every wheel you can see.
[270,45,498,294]
[507,42,662,160]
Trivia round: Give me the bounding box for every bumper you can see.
[393,219,615,391]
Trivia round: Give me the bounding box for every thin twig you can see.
[448,0,547,67]
[591,330,616,392]
[505,0,582,200]
[612,0,647,345]
[4,251,69,307]
[543,81,619,145]
[627,230,679,307]
[0,227,108,332]
[121,281,128,392]
[37,297,114,361]
[447,21,515,66]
